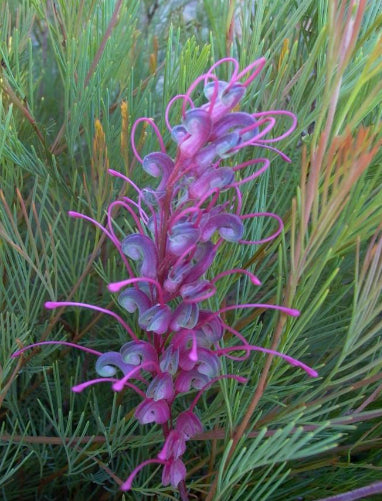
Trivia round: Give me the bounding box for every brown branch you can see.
[0,434,106,445]
[0,76,46,147]
[84,0,123,87]
[316,481,382,501]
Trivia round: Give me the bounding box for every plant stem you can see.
[178,480,190,501]
[316,481,382,501]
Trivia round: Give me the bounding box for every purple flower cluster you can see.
[13,57,317,493]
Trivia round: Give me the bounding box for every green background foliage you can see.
[1,0,381,499]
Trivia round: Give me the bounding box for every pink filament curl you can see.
[184,72,220,117]
[216,345,318,378]
[12,340,102,358]
[121,458,166,491]
[239,212,284,245]
[45,301,139,341]
[205,57,240,88]
[253,110,297,143]
[165,94,194,132]
[237,57,266,87]
[107,200,145,237]
[131,117,167,163]
[218,303,300,317]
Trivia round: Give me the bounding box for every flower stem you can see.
[178,480,190,501]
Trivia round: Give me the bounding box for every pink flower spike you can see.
[230,117,276,153]
[218,321,252,360]
[121,458,166,491]
[44,301,139,341]
[131,117,166,163]
[72,377,146,397]
[11,340,102,358]
[121,233,158,279]
[231,158,271,189]
[146,373,175,401]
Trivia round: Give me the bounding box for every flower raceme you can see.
[12,57,318,494]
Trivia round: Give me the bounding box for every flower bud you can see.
[135,398,170,425]
[122,234,158,279]
[146,373,174,401]
[120,341,158,366]
[162,458,186,488]
[176,411,203,440]
[158,430,186,460]
[175,369,209,393]
[159,345,179,375]
[95,352,134,377]
[138,304,172,334]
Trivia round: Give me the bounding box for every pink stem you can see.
[108,169,143,198]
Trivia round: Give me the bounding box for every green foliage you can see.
[1,0,381,499]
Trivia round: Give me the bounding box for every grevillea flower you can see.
[12,57,318,495]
